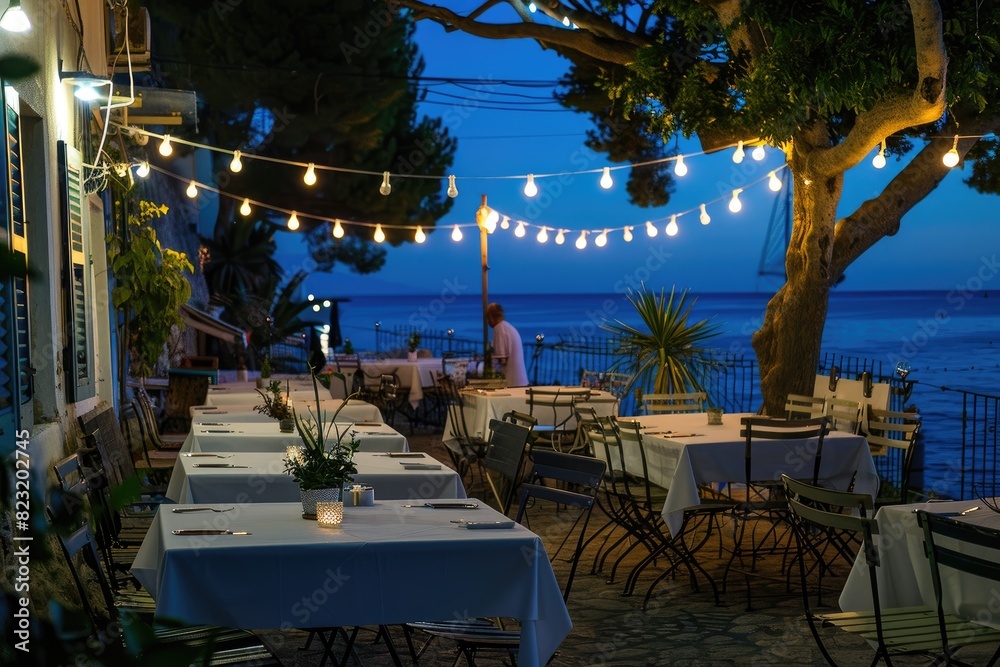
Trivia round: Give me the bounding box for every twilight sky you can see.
[294,9,1000,299]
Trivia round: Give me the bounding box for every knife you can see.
[171,529,251,535]
[193,464,250,468]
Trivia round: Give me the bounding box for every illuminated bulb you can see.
[379,171,391,196]
[523,174,538,197]
[230,150,243,173]
[599,166,613,189]
[332,220,345,238]
[729,189,743,213]
[645,220,658,238]
[768,171,782,192]
[303,163,317,186]
[373,224,386,243]
[240,198,252,216]
[699,203,711,225]
[872,143,887,169]
[514,221,526,238]
[287,212,300,230]
[0,1,31,32]
[623,226,633,242]
[674,154,688,177]
[555,229,566,245]
[158,135,173,156]
[500,215,510,230]
[752,144,766,161]
[536,226,548,243]
[312,304,321,312]
[446,174,458,198]
[414,226,426,243]
[666,215,679,237]
[323,300,331,308]
[451,225,463,242]
[562,16,570,26]
[307,294,315,302]
[943,135,960,168]
[186,181,198,198]
[484,208,499,233]
[528,2,536,11]
[595,229,608,247]
[732,140,745,164]
[135,161,149,178]
[575,230,587,249]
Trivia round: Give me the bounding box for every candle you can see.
[316,501,343,527]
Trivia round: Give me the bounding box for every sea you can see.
[333,290,1000,499]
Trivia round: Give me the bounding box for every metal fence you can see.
[956,388,1000,500]
[374,325,480,358]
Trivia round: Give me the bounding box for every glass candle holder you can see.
[316,501,344,527]
[707,407,724,426]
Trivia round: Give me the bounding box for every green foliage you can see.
[284,373,360,490]
[200,219,281,299]
[260,355,272,378]
[106,201,193,379]
[407,331,421,352]
[254,380,292,421]
[601,284,722,396]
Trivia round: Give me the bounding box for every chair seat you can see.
[816,606,1000,653]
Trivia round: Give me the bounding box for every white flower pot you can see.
[407,351,418,362]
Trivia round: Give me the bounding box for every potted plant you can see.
[407,331,421,362]
[254,380,294,431]
[257,355,272,388]
[285,373,361,518]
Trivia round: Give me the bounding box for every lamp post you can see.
[476,195,498,372]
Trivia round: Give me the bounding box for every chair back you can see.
[866,408,921,504]
[78,406,135,489]
[52,521,119,638]
[741,416,828,492]
[825,397,862,434]
[481,419,532,515]
[641,392,706,415]
[785,393,826,420]
[615,418,673,505]
[502,410,537,431]
[525,387,589,427]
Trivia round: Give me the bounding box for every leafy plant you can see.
[260,355,272,378]
[407,331,421,352]
[601,285,722,397]
[254,380,292,421]
[285,373,360,491]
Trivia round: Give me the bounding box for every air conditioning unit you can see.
[107,6,151,72]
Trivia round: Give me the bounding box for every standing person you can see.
[486,302,528,387]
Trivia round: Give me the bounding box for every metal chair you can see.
[439,376,489,480]
[865,408,921,506]
[525,386,589,452]
[479,418,532,516]
[825,397,862,434]
[641,391,706,415]
[785,393,826,419]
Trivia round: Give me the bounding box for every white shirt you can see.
[491,320,528,387]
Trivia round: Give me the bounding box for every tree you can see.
[394,0,1000,414]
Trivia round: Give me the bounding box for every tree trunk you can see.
[752,135,843,416]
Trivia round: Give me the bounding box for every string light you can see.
[942,135,960,168]
[304,163,317,186]
[729,189,743,213]
[135,161,149,178]
[699,203,711,225]
[768,171,782,191]
[665,215,679,237]
[752,144,766,161]
[674,154,687,177]
[500,215,511,230]
[595,229,608,247]
[379,171,391,196]
[575,230,587,249]
[332,220,345,238]
[323,300,331,308]
[523,174,538,197]
[240,198,252,216]
[186,180,198,198]
[872,142,887,169]
[562,16,570,26]
[158,135,173,156]
[528,2,536,11]
[599,166,613,189]
[536,226,548,243]
[555,229,566,245]
[447,174,458,198]
[287,212,300,230]
[230,150,243,173]
[312,304,321,312]
[645,220,658,237]
[513,221,526,238]
[732,140,745,164]
[307,294,315,301]
[414,226,426,243]
[451,225,463,242]
[623,226,633,242]
[373,224,385,243]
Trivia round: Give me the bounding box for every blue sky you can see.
[294,13,1000,298]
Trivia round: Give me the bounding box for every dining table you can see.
[180,420,408,453]
[329,357,443,407]
[189,400,385,424]
[165,451,466,504]
[599,412,877,536]
[131,501,571,667]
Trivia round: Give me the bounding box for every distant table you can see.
[330,358,443,406]
[181,420,408,453]
[165,451,465,503]
[131,502,570,667]
[190,401,384,424]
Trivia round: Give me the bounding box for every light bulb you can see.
[500,215,510,230]
[484,208,499,232]
[872,144,887,169]
[0,1,31,32]
[943,135,960,168]
[699,203,711,225]
[674,154,688,177]
[135,161,149,178]
[555,229,566,245]
[240,198,252,216]
[287,212,300,230]
[332,220,345,238]
[623,226,633,242]
[523,174,538,197]
[666,215,679,237]
[768,171,782,191]
[599,166,613,189]
[451,225,463,242]
[562,16,570,26]
[595,230,608,247]
[323,300,331,308]
[752,144,766,161]
[729,189,743,213]
[158,135,173,156]
[307,293,315,301]
[645,220,658,238]
[230,150,243,173]
[312,304,321,312]
[514,221,526,238]
[186,181,198,198]
[446,174,458,198]
[373,224,385,243]
[536,226,548,243]
[575,230,587,249]
[303,163,317,186]
[732,140,744,164]
[379,171,391,196]
[528,2,536,12]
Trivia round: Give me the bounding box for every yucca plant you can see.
[601,285,722,398]
[284,372,360,491]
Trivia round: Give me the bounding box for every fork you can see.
[172,507,235,513]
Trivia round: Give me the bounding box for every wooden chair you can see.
[865,408,921,506]
[641,391,706,415]
[825,397,862,434]
[785,393,826,419]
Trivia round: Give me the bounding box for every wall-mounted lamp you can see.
[0,1,31,33]
[61,71,113,102]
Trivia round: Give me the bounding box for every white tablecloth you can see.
[839,500,1000,619]
[165,451,466,503]
[131,502,570,667]
[330,358,442,406]
[605,412,877,535]
[181,421,408,453]
[192,401,383,424]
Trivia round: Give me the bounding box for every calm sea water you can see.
[335,290,1000,498]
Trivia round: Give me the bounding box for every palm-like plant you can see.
[601,285,722,397]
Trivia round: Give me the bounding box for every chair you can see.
[641,391,706,415]
[785,393,826,419]
[865,408,921,506]
[135,388,186,446]
[825,397,862,434]
[525,387,589,452]
[439,376,489,479]
[129,398,180,469]
[569,397,619,455]
[479,418,532,515]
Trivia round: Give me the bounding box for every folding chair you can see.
[825,397,862,434]
[785,393,826,419]
[865,408,921,506]
[641,391,706,415]
[438,376,489,479]
[525,387,589,452]
[479,419,532,515]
